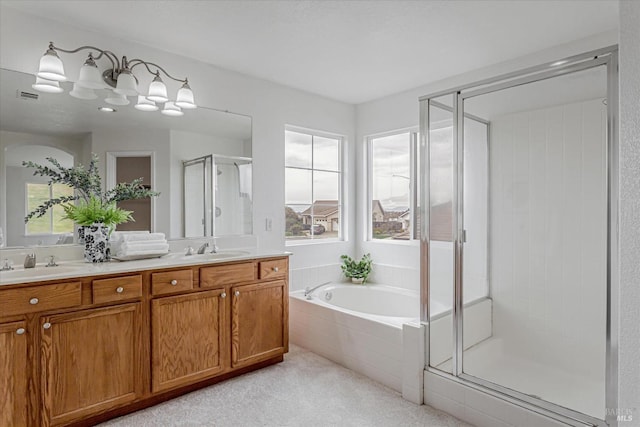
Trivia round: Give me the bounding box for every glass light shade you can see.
[77,63,106,89]
[147,76,168,103]
[104,92,130,106]
[69,83,97,100]
[37,52,66,82]
[32,76,64,93]
[161,101,183,117]
[175,84,197,109]
[134,96,159,111]
[113,70,138,96]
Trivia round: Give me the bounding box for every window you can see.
[285,128,342,242]
[25,183,74,235]
[368,130,419,241]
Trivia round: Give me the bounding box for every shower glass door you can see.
[461,65,608,420]
[421,48,618,427]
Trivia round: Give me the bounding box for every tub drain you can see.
[324,291,333,301]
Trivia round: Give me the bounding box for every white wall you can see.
[618,0,640,423]
[0,7,357,270]
[490,99,606,375]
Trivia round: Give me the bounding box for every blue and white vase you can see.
[82,223,109,263]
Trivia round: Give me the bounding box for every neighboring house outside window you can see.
[285,127,343,242]
[367,130,419,241]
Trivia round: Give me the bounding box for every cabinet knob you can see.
[29,297,39,305]
[43,322,51,330]
[116,286,124,293]
[16,328,25,335]
[220,292,227,299]
[234,290,240,297]
[170,279,178,286]
[273,267,279,272]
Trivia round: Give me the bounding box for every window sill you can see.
[285,238,345,247]
[364,239,420,247]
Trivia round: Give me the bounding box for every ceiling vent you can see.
[17,89,39,101]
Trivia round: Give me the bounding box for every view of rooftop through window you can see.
[369,131,417,240]
[285,129,342,241]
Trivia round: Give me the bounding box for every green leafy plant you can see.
[340,253,373,283]
[23,154,159,229]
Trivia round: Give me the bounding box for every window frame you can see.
[285,125,345,245]
[24,182,74,236]
[366,128,419,243]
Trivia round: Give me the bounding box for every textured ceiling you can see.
[1,0,619,104]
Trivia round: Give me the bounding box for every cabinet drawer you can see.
[93,275,143,304]
[200,262,255,288]
[151,269,193,295]
[0,282,82,317]
[259,259,288,280]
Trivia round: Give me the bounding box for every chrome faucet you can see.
[24,253,36,269]
[210,239,219,254]
[45,255,58,267]
[304,282,331,300]
[196,242,209,254]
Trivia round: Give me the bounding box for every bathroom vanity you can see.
[0,253,289,426]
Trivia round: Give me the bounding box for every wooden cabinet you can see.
[0,255,288,426]
[231,280,288,368]
[151,289,227,393]
[0,282,81,317]
[0,320,28,427]
[40,303,143,426]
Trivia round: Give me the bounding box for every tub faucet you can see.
[24,253,36,269]
[304,282,331,300]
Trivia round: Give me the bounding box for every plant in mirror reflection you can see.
[23,154,159,229]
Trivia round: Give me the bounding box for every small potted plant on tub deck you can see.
[23,154,159,263]
[340,253,372,284]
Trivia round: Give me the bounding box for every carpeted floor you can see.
[100,345,471,427]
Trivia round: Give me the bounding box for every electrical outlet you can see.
[265,218,272,231]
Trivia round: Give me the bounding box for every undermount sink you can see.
[0,265,86,281]
[207,250,250,259]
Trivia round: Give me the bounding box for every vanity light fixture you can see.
[33,42,197,115]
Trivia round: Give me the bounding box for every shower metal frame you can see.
[419,46,619,427]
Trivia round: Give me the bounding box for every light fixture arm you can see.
[47,42,120,74]
[128,59,188,84]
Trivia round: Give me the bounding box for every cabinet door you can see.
[40,303,142,427]
[231,280,287,368]
[0,321,28,427]
[151,289,227,393]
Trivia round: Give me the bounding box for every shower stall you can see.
[183,154,252,238]
[420,47,618,426]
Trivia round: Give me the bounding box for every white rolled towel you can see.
[114,248,169,258]
[116,232,166,242]
[115,243,169,258]
[119,241,168,251]
[110,231,149,240]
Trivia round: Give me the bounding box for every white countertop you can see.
[0,249,291,287]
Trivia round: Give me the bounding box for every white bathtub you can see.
[290,282,493,392]
[290,283,419,392]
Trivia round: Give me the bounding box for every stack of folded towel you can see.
[110,231,169,259]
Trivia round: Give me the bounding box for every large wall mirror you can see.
[0,68,252,248]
